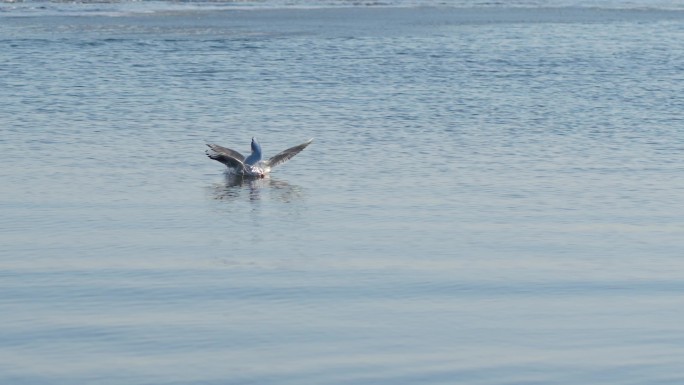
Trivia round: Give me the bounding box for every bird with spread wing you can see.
[206,137,313,178]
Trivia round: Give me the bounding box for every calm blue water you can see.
[2,2,684,384]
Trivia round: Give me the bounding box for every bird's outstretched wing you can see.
[266,138,314,168]
[206,144,245,162]
[206,143,245,170]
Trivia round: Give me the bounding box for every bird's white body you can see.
[243,162,270,178]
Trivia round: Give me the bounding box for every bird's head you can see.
[251,137,262,157]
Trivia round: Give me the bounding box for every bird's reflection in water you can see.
[209,173,303,203]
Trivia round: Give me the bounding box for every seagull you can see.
[206,137,313,178]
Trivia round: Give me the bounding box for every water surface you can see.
[1,4,684,384]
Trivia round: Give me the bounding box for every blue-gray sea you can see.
[2,1,684,384]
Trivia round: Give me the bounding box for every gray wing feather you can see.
[266,138,314,168]
[206,143,245,170]
[206,144,245,162]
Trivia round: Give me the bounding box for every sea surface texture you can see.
[2,1,684,384]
